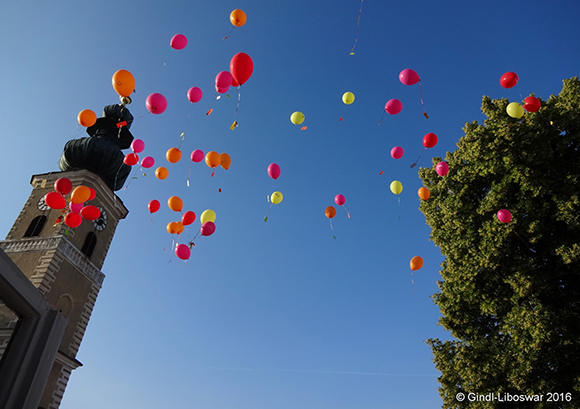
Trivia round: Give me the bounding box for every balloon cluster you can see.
[43,177,100,229]
[265,163,283,222]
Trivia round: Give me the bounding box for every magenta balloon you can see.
[391,146,404,159]
[399,69,420,86]
[216,84,229,94]
[268,163,281,180]
[141,156,155,168]
[436,161,449,176]
[191,149,204,163]
[215,71,234,89]
[69,201,84,214]
[201,221,216,236]
[170,34,187,50]
[497,209,512,223]
[175,243,191,260]
[385,99,403,115]
[187,87,203,103]
[335,194,346,206]
[146,93,167,114]
[131,138,145,153]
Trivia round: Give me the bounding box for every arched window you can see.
[55,294,74,318]
[81,232,97,259]
[23,215,47,237]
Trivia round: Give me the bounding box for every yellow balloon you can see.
[270,191,283,205]
[200,209,216,224]
[506,102,524,119]
[290,111,305,125]
[390,180,403,195]
[342,91,355,105]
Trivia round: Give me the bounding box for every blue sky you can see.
[1,1,579,408]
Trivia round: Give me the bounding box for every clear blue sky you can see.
[1,1,579,408]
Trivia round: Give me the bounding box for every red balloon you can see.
[54,178,73,196]
[124,153,139,166]
[87,187,97,201]
[500,72,518,89]
[45,192,66,209]
[268,163,281,180]
[523,96,541,112]
[80,205,101,221]
[201,221,216,236]
[64,212,82,228]
[182,211,196,226]
[230,52,254,85]
[148,199,161,214]
[423,133,438,148]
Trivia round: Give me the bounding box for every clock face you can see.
[37,196,50,211]
[92,207,108,231]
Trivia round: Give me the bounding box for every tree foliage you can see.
[419,78,580,408]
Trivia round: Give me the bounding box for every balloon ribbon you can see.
[349,0,364,55]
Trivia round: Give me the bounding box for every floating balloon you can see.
[523,96,541,112]
[215,71,233,89]
[64,212,82,228]
[191,149,204,163]
[182,211,196,226]
[290,111,305,125]
[230,52,253,85]
[418,187,430,200]
[78,109,97,127]
[270,191,283,204]
[155,166,169,180]
[69,202,83,214]
[146,93,168,114]
[170,34,187,50]
[216,85,229,94]
[87,187,96,201]
[45,192,66,209]
[112,69,135,97]
[230,9,247,27]
[497,209,512,223]
[436,161,449,176]
[131,139,145,153]
[325,206,337,218]
[141,156,155,168]
[399,69,420,86]
[124,153,139,166]
[200,209,216,224]
[187,87,203,103]
[201,221,216,236]
[80,205,100,221]
[167,221,180,235]
[71,186,91,204]
[390,181,403,195]
[342,92,355,105]
[410,256,424,271]
[175,243,191,260]
[423,133,438,149]
[385,99,403,115]
[334,194,345,206]
[54,178,73,196]
[220,153,231,170]
[166,148,182,164]
[500,72,518,89]
[148,199,160,214]
[268,163,281,180]
[506,102,524,119]
[391,146,404,159]
[168,196,183,212]
[205,151,221,169]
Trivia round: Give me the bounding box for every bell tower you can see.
[0,169,128,408]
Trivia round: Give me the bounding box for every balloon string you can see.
[187,162,193,187]
[231,86,241,129]
[513,230,537,253]
[378,113,385,125]
[163,47,172,66]
[342,205,351,218]
[349,0,363,55]
[222,26,234,40]
[411,271,415,295]
[207,91,218,116]
[419,81,429,119]
[410,147,426,168]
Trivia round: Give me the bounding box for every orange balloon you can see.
[112,69,135,97]
[230,9,246,27]
[167,222,179,235]
[325,206,337,219]
[71,186,91,204]
[410,256,424,271]
[175,221,184,235]
[168,196,183,212]
[220,153,231,170]
[155,167,169,180]
[205,151,221,168]
[166,147,182,164]
[77,109,97,127]
[418,187,430,200]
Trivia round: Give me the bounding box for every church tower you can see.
[0,169,128,408]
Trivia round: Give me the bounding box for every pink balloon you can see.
[216,84,229,94]
[187,87,203,103]
[141,156,155,168]
[385,99,403,115]
[268,163,281,180]
[131,139,145,153]
[191,149,204,162]
[201,221,216,236]
[170,34,187,50]
[215,71,233,89]
[399,69,420,86]
[175,243,191,260]
[391,146,404,159]
[436,161,449,176]
[146,93,167,114]
[335,194,346,206]
[497,209,512,223]
[69,201,84,213]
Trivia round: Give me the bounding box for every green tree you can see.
[419,78,580,408]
